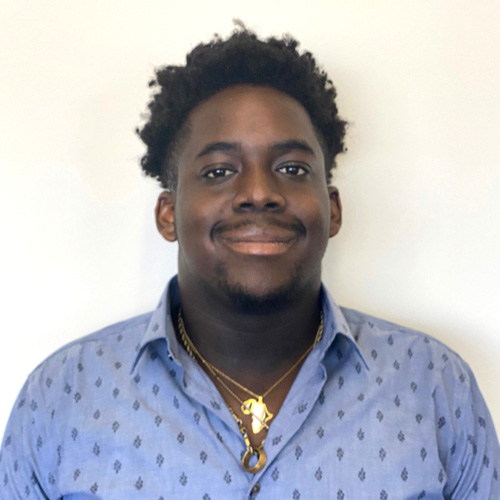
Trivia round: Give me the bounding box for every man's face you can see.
[157,85,341,310]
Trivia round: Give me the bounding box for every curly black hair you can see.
[137,26,347,190]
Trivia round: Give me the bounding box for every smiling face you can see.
[156,85,341,311]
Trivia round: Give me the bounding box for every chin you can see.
[215,262,304,314]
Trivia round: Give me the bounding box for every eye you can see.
[204,166,236,178]
[276,164,309,176]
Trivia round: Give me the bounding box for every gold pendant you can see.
[242,444,267,474]
[241,396,273,434]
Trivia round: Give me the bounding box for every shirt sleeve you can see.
[439,360,500,499]
[0,378,51,500]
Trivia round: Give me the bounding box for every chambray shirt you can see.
[1,278,499,499]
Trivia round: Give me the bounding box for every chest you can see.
[45,366,447,500]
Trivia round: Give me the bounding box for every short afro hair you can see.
[137,25,347,190]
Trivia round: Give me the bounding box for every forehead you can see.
[180,85,322,159]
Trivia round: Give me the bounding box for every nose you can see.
[232,165,286,212]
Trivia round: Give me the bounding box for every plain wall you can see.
[1,0,499,435]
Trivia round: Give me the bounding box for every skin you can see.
[156,85,342,446]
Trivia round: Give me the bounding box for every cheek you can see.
[174,197,219,252]
[299,193,332,237]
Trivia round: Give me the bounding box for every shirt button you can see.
[251,482,261,496]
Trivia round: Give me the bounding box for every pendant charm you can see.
[241,396,273,434]
[242,444,267,474]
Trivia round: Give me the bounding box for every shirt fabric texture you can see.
[1,277,499,499]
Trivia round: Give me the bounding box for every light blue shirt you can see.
[1,277,499,499]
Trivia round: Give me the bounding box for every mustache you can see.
[213,216,306,236]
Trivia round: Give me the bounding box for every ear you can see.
[328,186,342,238]
[155,191,177,242]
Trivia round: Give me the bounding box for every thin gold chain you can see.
[178,310,323,474]
[178,313,248,406]
[178,310,323,401]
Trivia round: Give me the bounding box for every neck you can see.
[176,277,322,390]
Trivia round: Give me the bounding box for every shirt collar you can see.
[318,284,370,371]
[131,276,370,374]
[131,276,182,374]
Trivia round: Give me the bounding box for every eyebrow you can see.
[270,139,315,155]
[196,139,316,159]
[196,142,240,158]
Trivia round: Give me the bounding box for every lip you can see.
[216,225,300,256]
[219,239,297,256]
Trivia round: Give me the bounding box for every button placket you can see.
[250,482,261,496]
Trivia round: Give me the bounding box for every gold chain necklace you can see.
[178,310,323,474]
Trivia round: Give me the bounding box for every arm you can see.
[0,380,51,500]
[439,362,500,498]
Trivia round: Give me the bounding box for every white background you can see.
[1,1,499,435]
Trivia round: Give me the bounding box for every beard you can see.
[214,261,304,315]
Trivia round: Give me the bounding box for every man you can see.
[1,27,499,499]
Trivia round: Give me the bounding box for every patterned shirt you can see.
[1,277,499,499]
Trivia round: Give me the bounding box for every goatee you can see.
[215,262,304,315]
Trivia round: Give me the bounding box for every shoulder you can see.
[0,312,154,496]
[338,306,482,424]
[22,312,153,403]
[336,307,500,495]
[7,312,154,439]
[33,313,151,370]
[340,306,468,377]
